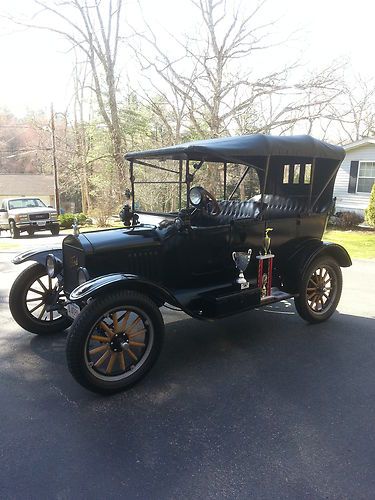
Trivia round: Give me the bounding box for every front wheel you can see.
[51,226,60,236]
[66,290,164,394]
[294,256,342,323]
[9,221,20,239]
[9,263,72,334]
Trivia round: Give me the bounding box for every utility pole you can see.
[50,103,60,215]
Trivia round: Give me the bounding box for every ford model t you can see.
[9,134,351,394]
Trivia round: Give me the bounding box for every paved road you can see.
[0,235,374,499]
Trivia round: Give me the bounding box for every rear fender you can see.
[280,239,351,293]
[70,273,181,310]
[12,248,62,266]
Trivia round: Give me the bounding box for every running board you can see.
[260,289,294,305]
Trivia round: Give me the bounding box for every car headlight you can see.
[77,267,90,285]
[46,254,63,278]
[189,186,204,206]
[15,214,28,222]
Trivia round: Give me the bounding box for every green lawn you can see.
[324,229,375,260]
[2,225,374,260]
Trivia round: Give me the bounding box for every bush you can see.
[58,212,88,229]
[365,183,375,227]
[90,207,111,227]
[329,211,364,229]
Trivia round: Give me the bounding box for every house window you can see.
[357,161,375,193]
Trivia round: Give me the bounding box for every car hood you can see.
[8,207,56,215]
[64,226,162,256]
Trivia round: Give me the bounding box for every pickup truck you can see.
[0,197,59,238]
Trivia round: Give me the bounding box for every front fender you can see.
[279,239,351,293]
[70,273,180,309]
[12,247,62,266]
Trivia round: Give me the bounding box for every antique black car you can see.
[9,134,351,394]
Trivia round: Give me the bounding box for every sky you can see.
[0,0,374,117]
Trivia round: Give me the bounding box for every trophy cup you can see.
[232,249,252,289]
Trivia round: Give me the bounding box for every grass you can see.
[2,224,375,260]
[324,228,375,260]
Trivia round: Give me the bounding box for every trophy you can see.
[257,227,274,298]
[232,249,252,289]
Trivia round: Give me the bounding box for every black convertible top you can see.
[125,134,345,162]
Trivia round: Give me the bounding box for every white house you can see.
[334,138,375,214]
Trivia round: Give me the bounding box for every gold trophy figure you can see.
[264,227,273,255]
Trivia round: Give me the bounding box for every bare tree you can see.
[334,75,375,143]
[132,0,343,143]
[5,0,126,188]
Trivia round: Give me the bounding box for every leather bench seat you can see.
[194,195,329,226]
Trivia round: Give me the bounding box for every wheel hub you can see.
[110,333,129,352]
[43,291,56,306]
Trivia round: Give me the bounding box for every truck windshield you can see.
[8,198,46,210]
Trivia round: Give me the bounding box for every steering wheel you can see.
[202,188,221,216]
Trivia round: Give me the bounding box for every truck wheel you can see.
[294,256,342,323]
[9,221,20,239]
[27,228,35,237]
[66,290,164,394]
[9,263,72,334]
[51,226,60,236]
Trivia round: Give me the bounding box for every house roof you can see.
[0,174,54,196]
[126,134,345,163]
[343,137,375,151]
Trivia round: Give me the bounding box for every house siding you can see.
[334,144,374,213]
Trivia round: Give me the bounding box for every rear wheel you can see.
[294,256,342,323]
[66,290,164,394]
[9,220,20,239]
[9,263,72,334]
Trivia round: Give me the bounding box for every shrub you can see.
[365,183,375,227]
[58,212,88,229]
[330,211,364,229]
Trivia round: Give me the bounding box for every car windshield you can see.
[8,198,46,210]
[130,159,261,213]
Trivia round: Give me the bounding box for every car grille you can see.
[29,213,49,221]
[63,243,85,293]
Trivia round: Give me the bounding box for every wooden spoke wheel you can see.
[9,263,72,334]
[294,256,342,323]
[66,290,164,394]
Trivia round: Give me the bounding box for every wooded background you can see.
[1,0,375,215]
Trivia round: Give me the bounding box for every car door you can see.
[230,218,266,280]
[188,225,232,279]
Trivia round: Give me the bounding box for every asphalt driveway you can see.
[0,234,374,499]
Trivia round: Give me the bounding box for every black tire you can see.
[9,263,72,334]
[51,226,60,236]
[66,290,164,394]
[9,220,20,239]
[27,228,35,237]
[294,256,342,323]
